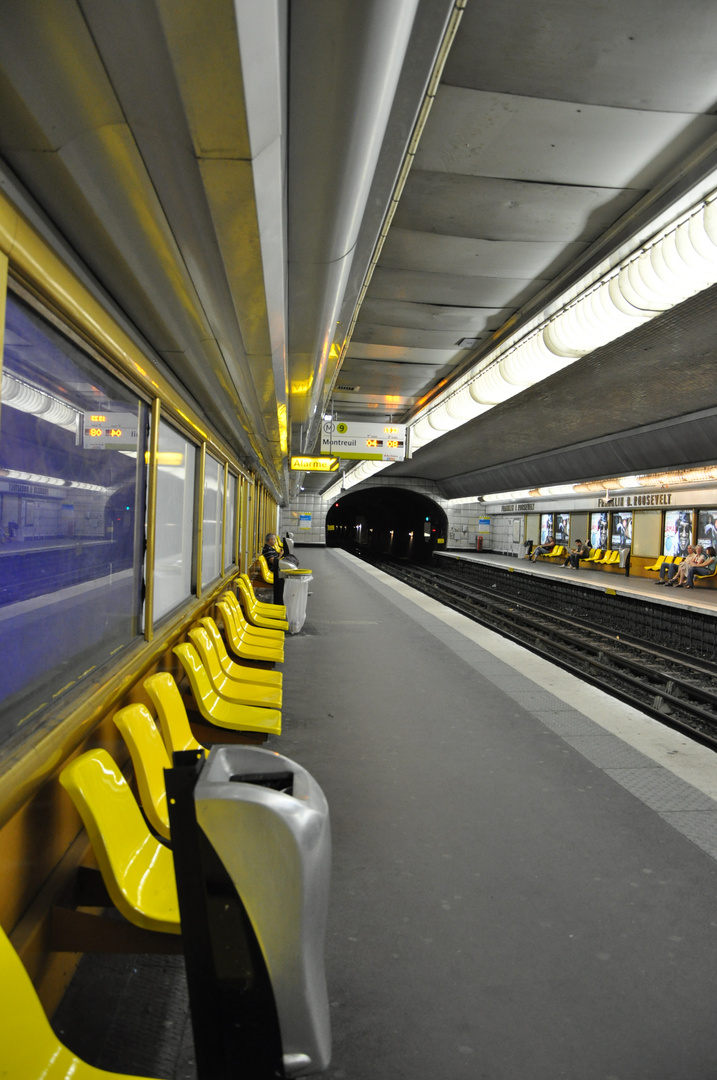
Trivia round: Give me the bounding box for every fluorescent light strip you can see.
[410,193,717,450]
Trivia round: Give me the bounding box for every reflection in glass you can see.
[224,472,237,571]
[0,293,145,740]
[154,421,196,621]
[202,453,224,588]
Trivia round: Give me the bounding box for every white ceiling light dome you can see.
[445,384,491,422]
[469,364,520,405]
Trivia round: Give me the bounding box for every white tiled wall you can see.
[279,494,328,546]
[280,478,488,550]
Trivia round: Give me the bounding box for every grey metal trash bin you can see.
[195,745,331,1077]
[281,567,313,634]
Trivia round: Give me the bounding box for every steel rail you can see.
[374,559,717,752]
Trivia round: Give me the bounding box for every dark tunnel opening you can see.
[325,487,448,562]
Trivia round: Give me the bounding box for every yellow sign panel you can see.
[290,456,339,472]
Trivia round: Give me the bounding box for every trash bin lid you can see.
[284,568,312,576]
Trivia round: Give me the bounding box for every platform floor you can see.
[54,547,717,1079]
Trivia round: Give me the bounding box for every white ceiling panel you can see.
[352,323,488,350]
[393,172,645,242]
[443,0,717,113]
[346,342,462,364]
[368,267,548,307]
[379,228,589,280]
[414,86,717,189]
[356,297,508,332]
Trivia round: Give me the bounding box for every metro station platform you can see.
[436,546,717,616]
[55,547,717,1080]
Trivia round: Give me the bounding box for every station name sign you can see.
[290,456,339,472]
[598,493,673,507]
[321,421,407,461]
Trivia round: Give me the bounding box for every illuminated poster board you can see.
[664,509,693,556]
[590,511,609,550]
[555,513,570,545]
[697,510,717,549]
[540,513,554,543]
[611,511,632,548]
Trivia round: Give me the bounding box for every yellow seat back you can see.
[216,601,284,661]
[224,591,286,639]
[59,750,180,934]
[257,553,274,583]
[144,672,206,758]
[113,704,171,841]
[173,643,282,734]
[199,618,283,687]
[0,923,164,1080]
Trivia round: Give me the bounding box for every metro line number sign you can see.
[321,421,407,461]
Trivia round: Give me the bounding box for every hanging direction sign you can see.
[290,456,339,472]
[320,421,406,461]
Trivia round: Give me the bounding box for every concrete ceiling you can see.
[2,1,717,503]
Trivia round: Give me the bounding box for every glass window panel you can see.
[224,472,237,571]
[0,293,145,741]
[154,420,196,622]
[201,453,223,588]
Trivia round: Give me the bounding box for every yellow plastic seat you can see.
[0,922,162,1080]
[233,587,289,632]
[188,626,283,709]
[218,599,285,656]
[59,750,180,935]
[173,643,282,736]
[598,550,613,564]
[222,591,285,640]
[239,573,286,618]
[113,703,171,841]
[144,672,207,758]
[237,578,287,620]
[199,617,283,688]
[237,577,286,618]
[644,555,666,571]
[585,549,602,562]
[217,601,285,663]
[257,553,274,584]
[608,550,621,564]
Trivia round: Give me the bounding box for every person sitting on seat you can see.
[659,545,697,586]
[563,539,587,569]
[685,546,717,588]
[262,532,285,604]
[531,535,555,561]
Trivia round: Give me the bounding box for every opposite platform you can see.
[435,547,717,616]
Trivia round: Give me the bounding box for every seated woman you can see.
[531,535,555,561]
[685,546,717,588]
[661,545,698,586]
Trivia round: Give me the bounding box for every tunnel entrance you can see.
[325,487,447,562]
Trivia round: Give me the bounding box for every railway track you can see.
[374,558,717,751]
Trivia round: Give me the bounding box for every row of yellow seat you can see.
[534,545,621,566]
[3,575,292,1079]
